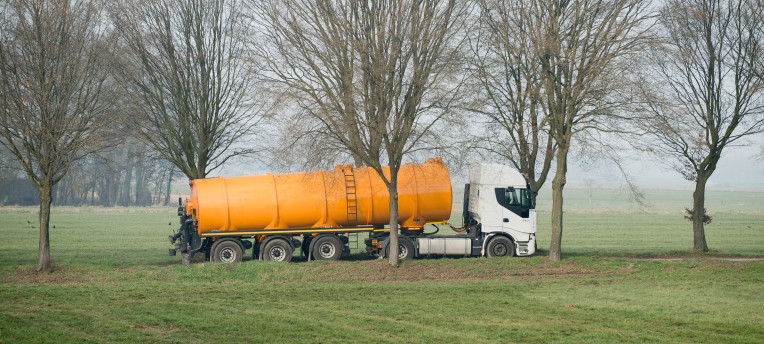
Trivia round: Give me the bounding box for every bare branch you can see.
[111,0,262,179]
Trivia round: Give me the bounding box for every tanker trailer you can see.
[169,157,452,264]
[168,158,537,264]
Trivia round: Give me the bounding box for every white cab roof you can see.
[469,163,527,187]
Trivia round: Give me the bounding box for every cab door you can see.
[495,187,534,234]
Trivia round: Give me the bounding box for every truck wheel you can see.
[386,239,415,260]
[263,239,292,262]
[312,236,342,261]
[211,240,243,263]
[487,236,515,258]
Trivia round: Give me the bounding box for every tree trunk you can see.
[102,174,114,206]
[164,167,174,206]
[549,145,569,262]
[135,162,145,206]
[529,180,540,207]
[692,173,709,252]
[37,183,53,272]
[351,153,364,168]
[196,156,208,180]
[388,171,399,267]
[120,164,133,206]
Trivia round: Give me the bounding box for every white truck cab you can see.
[408,162,537,258]
[466,163,537,256]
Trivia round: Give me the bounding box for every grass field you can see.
[1,188,763,343]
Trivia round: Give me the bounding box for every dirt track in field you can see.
[5,254,762,286]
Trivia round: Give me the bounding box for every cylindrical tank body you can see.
[185,158,452,234]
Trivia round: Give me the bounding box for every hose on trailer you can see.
[448,222,468,234]
[423,224,440,235]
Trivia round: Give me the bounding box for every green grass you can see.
[444,188,764,256]
[534,211,764,256]
[534,188,764,213]
[1,189,763,343]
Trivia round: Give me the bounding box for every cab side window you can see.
[505,188,519,206]
[494,187,531,218]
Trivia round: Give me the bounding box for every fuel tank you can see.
[185,157,452,234]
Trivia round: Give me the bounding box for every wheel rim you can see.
[219,247,236,263]
[269,246,285,261]
[318,242,336,258]
[398,244,408,259]
[492,243,508,256]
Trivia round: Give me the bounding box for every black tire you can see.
[312,236,343,261]
[262,239,293,262]
[386,238,415,260]
[211,240,243,263]
[486,236,515,257]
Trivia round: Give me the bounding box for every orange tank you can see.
[185,157,452,234]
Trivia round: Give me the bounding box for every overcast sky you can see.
[217,139,763,191]
[565,146,764,190]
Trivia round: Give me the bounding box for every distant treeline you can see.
[0,139,178,207]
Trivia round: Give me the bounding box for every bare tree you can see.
[583,178,595,207]
[640,0,764,252]
[0,0,112,271]
[469,0,556,205]
[268,106,366,171]
[528,0,653,261]
[111,0,261,180]
[257,0,466,266]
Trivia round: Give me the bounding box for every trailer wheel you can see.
[263,239,292,262]
[487,236,515,258]
[312,236,342,261]
[386,238,415,260]
[211,240,243,263]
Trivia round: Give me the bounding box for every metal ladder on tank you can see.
[343,168,359,250]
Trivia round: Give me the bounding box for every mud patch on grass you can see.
[287,258,609,284]
[3,266,108,285]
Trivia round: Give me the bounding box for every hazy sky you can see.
[565,146,764,190]
[218,142,763,191]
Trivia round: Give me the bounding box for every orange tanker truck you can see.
[169,158,537,264]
